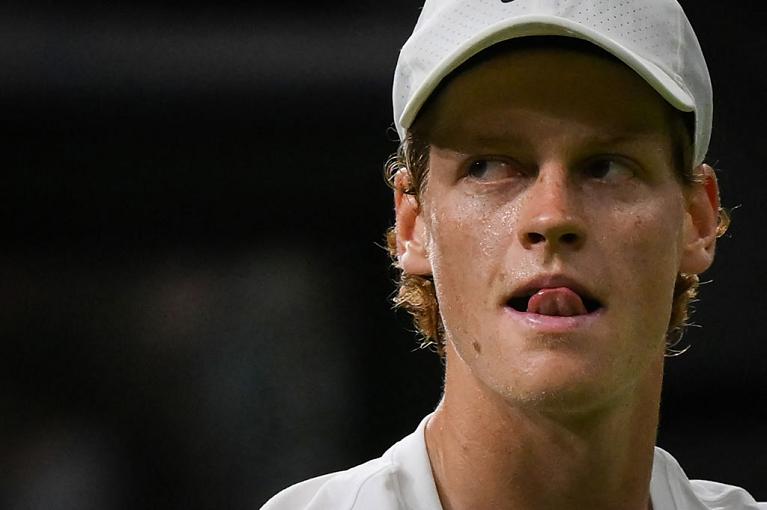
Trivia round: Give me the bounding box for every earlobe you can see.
[679,164,720,274]
[393,171,432,275]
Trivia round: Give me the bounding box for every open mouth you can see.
[506,287,602,316]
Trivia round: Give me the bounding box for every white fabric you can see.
[262,414,765,510]
[392,0,713,166]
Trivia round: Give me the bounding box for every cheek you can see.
[427,194,518,262]
[424,197,517,336]
[606,198,686,334]
[626,201,685,272]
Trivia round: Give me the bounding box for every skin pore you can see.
[394,45,719,510]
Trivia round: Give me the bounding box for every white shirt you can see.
[262,414,765,510]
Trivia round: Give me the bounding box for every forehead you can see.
[413,38,679,150]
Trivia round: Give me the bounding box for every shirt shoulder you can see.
[260,414,442,510]
[260,457,402,510]
[688,479,767,510]
[652,447,766,510]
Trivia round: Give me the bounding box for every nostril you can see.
[522,230,582,248]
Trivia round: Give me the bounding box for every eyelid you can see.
[466,154,512,166]
[464,155,527,177]
[580,154,642,184]
[586,153,641,170]
[591,153,640,168]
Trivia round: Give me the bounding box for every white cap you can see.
[393,0,712,166]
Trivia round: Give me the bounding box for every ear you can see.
[393,170,432,275]
[679,163,720,274]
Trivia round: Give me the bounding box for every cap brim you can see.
[398,15,695,137]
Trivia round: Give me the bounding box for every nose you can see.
[516,167,586,252]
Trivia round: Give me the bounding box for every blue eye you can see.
[586,158,635,183]
[467,159,520,182]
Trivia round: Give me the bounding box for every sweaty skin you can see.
[395,46,719,510]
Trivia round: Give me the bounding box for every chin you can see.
[481,350,633,415]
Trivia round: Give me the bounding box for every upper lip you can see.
[504,274,603,311]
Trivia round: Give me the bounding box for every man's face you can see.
[399,45,716,413]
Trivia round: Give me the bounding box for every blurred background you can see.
[0,1,764,508]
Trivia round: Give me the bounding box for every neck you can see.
[425,343,663,510]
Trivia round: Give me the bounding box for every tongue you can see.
[527,287,587,316]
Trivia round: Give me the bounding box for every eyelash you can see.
[463,156,639,184]
[465,158,525,181]
[583,157,638,183]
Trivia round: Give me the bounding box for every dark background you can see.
[1,1,764,508]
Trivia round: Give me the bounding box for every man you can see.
[262,0,765,508]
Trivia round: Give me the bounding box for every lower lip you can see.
[502,306,604,333]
